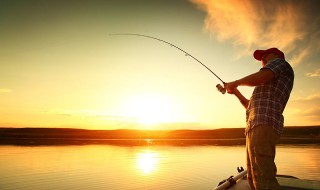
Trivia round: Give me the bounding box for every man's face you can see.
[261,53,275,67]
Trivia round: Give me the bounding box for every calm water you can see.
[0,144,319,190]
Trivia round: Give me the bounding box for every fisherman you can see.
[224,48,294,190]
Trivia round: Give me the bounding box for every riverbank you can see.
[0,126,319,146]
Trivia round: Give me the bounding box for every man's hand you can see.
[224,84,249,109]
[224,81,239,94]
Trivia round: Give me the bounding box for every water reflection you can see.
[136,149,159,175]
[0,145,319,190]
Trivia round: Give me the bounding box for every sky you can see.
[0,0,319,130]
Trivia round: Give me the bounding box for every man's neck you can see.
[267,57,280,64]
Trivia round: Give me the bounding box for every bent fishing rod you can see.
[109,33,226,94]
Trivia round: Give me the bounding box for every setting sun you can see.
[123,93,178,126]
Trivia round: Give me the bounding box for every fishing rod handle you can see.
[216,84,226,94]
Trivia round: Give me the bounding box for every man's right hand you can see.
[224,81,239,94]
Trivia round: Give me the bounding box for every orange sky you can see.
[0,0,319,130]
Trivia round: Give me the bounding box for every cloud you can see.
[0,88,12,93]
[191,0,320,66]
[287,93,320,123]
[290,46,311,67]
[292,93,320,101]
[306,68,320,77]
[46,109,137,122]
[291,107,320,123]
[300,108,320,117]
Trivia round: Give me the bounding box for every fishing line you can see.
[109,33,226,94]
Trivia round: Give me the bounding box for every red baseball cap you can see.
[253,48,285,61]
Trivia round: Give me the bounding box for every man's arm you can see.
[224,68,274,108]
[225,69,274,92]
[232,88,249,109]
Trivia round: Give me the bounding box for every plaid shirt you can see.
[246,58,294,135]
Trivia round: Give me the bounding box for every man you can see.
[224,48,294,190]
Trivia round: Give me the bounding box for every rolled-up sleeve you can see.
[261,59,288,78]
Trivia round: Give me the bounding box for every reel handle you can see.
[216,84,226,94]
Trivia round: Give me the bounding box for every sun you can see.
[124,93,178,126]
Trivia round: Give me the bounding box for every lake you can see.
[0,144,319,190]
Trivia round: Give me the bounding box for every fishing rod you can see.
[109,33,226,94]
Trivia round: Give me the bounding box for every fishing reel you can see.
[216,84,226,94]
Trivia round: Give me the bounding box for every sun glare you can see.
[124,93,178,126]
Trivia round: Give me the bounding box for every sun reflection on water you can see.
[136,150,159,175]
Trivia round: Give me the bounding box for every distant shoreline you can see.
[0,126,319,146]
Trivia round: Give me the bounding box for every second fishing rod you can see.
[109,33,227,94]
